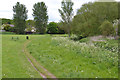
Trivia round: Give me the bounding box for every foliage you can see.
[1,18,13,24]
[25,27,32,32]
[0,26,2,30]
[25,20,36,32]
[56,22,66,34]
[2,24,11,31]
[26,20,35,27]
[13,2,28,34]
[72,2,118,37]
[47,22,58,34]
[79,38,89,43]
[58,28,65,34]
[70,34,87,41]
[25,27,36,32]
[32,2,48,34]
[113,19,120,37]
[99,20,114,36]
[9,27,15,32]
[58,0,74,37]
[1,24,14,32]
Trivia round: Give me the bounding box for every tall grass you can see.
[27,35,118,78]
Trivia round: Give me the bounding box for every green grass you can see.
[2,35,41,78]
[0,34,2,79]
[93,39,118,53]
[27,35,118,78]
[0,32,15,35]
[2,34,118,78]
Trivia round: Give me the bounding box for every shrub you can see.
[1,24,15,32]
[79,38,89,43]
[8,27,15,32]
[3,24,11,31]
[47,22,58,34]
[99,20,114,36]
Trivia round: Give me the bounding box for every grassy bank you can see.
[27,35,118,78]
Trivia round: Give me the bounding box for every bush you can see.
[1,24,15,32]
[58,28,65,34]
[99,20,114,36]
[47,22,58,34]
[70,34,87,41]
[3,24,11,31]
[8,27,15,32]
[79,38,89,43]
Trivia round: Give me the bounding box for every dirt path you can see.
[23,40,57,79]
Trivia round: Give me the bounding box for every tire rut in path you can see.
[23,40,57,80]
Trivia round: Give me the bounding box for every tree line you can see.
[71,1,118,38]
[13,2,48,34]
[58,0,119,39]
[1,0,119,39]
[12,1,66,34]
[0,18,13,24]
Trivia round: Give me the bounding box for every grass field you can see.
[0,34,2,79]
[2,34,118,78]
[2,35,41,78]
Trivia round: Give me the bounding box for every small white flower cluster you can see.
[52,37,97,55]
[52,37,118,66]
[52,37,90,47]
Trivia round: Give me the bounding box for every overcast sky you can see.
[0,0,119,22]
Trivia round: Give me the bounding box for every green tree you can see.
[58,0,74,37]
[26,20,35,27]
[32,2,48,34]
[0,19,2,30]
[72,2,98,37]
[99,20,114,36]
[47,22,58,34]
[72,1,118,38]
[57,22,65,34]
[26,20,35,32]
[13,2,28,34]
[1,18,13,24]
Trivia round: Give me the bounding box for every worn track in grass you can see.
[23,40,57,79]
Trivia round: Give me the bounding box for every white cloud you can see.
[0,0,119,22]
